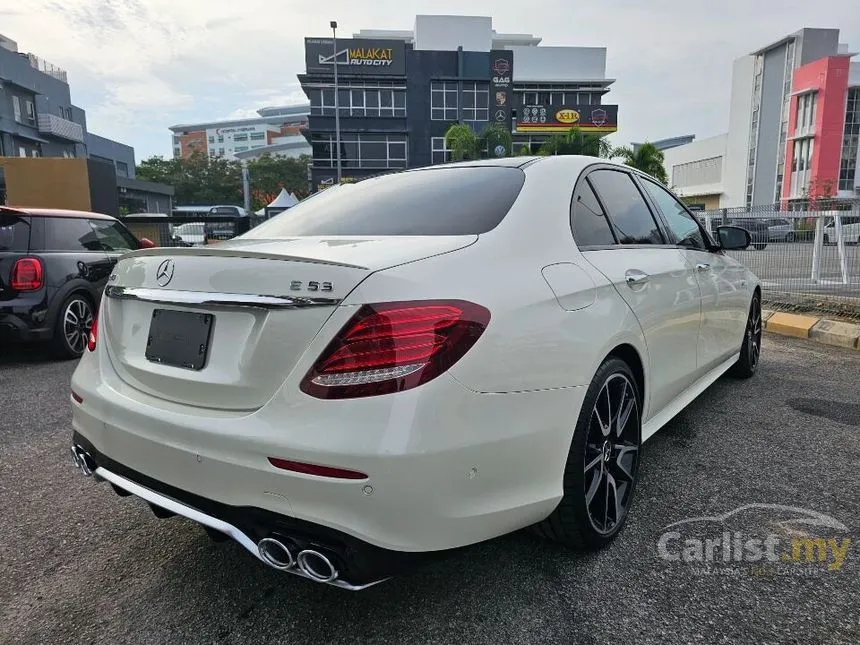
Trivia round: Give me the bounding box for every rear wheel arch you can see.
[605,343,645,409]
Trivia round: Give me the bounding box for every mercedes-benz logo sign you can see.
[155,259,175,287]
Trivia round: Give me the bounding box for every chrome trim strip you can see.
[93,466,387,591]
[104,286,340,309]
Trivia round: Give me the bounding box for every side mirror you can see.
[139,237,157,249]
[716,225,751,250]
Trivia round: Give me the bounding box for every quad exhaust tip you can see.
[70,445,96,477]
[257,538,339,583]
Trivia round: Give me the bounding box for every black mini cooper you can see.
[0,207,154,358]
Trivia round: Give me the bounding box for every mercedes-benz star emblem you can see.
[155,259,175,287]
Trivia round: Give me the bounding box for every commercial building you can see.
[662,28,859,208]
[169,104,312,160]
[0,33,172,215]
[298,15,617,190]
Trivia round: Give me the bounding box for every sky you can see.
[3,0,859,162]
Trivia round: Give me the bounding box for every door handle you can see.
[624,270,649,286]
[696,263,711,271]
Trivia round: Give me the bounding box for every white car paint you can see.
[70,155,760,584]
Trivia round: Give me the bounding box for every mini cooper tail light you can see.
[10,257,43,291]
[300,300,490,399]
[87,308,99,352]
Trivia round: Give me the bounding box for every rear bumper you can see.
[70,343,584,556]
[0,311,51,343]
[70,432,437,588]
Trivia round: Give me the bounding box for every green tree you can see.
[443,123,513,161]
[136,152,243,206]
[537,127,612,158]
[612,142,668,184]
[246,154,310,209]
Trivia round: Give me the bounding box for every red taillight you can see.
[87,309,99,352]
[300,300,490,399]
[10,257,43,291]
[268,457,367,480]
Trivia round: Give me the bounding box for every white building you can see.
[169,104,311,161]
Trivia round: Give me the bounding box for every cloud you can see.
[4,0,860,159]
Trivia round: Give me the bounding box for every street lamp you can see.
[331,20,342,184]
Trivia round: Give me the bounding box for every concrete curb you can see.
[762,309,860,350]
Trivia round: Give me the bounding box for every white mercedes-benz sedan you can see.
[69,156,762,590]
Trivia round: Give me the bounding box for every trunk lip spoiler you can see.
[120,247,369,271]
[105,286,341,310]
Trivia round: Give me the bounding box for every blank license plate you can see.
[145,309,214,370]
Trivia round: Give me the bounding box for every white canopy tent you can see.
[255,188,299,216]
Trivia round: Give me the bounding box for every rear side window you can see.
[588,170,665,245]
[242,167,527,237]
[0,213,31,251]
[89,219,139,252]
[44,217,102,252]
[571,178,616,247]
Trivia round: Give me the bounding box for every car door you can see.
[637,177,750,374]
[576,168,702,418]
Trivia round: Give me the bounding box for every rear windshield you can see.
[0,213,31,252]
[242,166,526,237]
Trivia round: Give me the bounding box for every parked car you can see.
[766,218,795,242]
[172,222,206,247]
[727,218,769,250]
[0,207,154,358]
[823,216,860,245]
[69,157,761,590]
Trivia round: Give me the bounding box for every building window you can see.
[208,135,214,143]
[115,161,129,177]
[233,133,248,142]
[795,92,817,136]
[431,137,451,164]
[431,82,458,121]
[12,96,21,123]
[218,148,225,156]
[790,138,814,198]
[24,100,35,124]
[461,82,489,122]
[312,134,407,169]
[217,135,224,143]
[839,88,859,192]
[18,146,26,157]
[250,132,265,140]
[235,146,248,152]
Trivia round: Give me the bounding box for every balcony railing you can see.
[37,113,84,142]
[27,53,68,83]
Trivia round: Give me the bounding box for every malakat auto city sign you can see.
[305,38,406,76]
[516,104,618,133]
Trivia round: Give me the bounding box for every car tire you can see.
[532,357,642,550]
[51,293,94,360]
[729,292,762,379]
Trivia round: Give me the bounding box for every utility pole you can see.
[331,20,342,184]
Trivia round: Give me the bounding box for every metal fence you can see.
[696,199,860,320]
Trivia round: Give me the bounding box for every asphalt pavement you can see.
[0,335,858,645]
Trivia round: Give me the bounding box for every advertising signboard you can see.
[516,104,618,133]
[305,38,406,76]
[489,50,514,137]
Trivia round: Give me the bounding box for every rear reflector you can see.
[300,300,490,399]
[10,257,43,291]
[268,457,367,480]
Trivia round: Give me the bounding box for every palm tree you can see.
[612,142,668,184]
[444,123,513,161]
[537,127,612,158]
